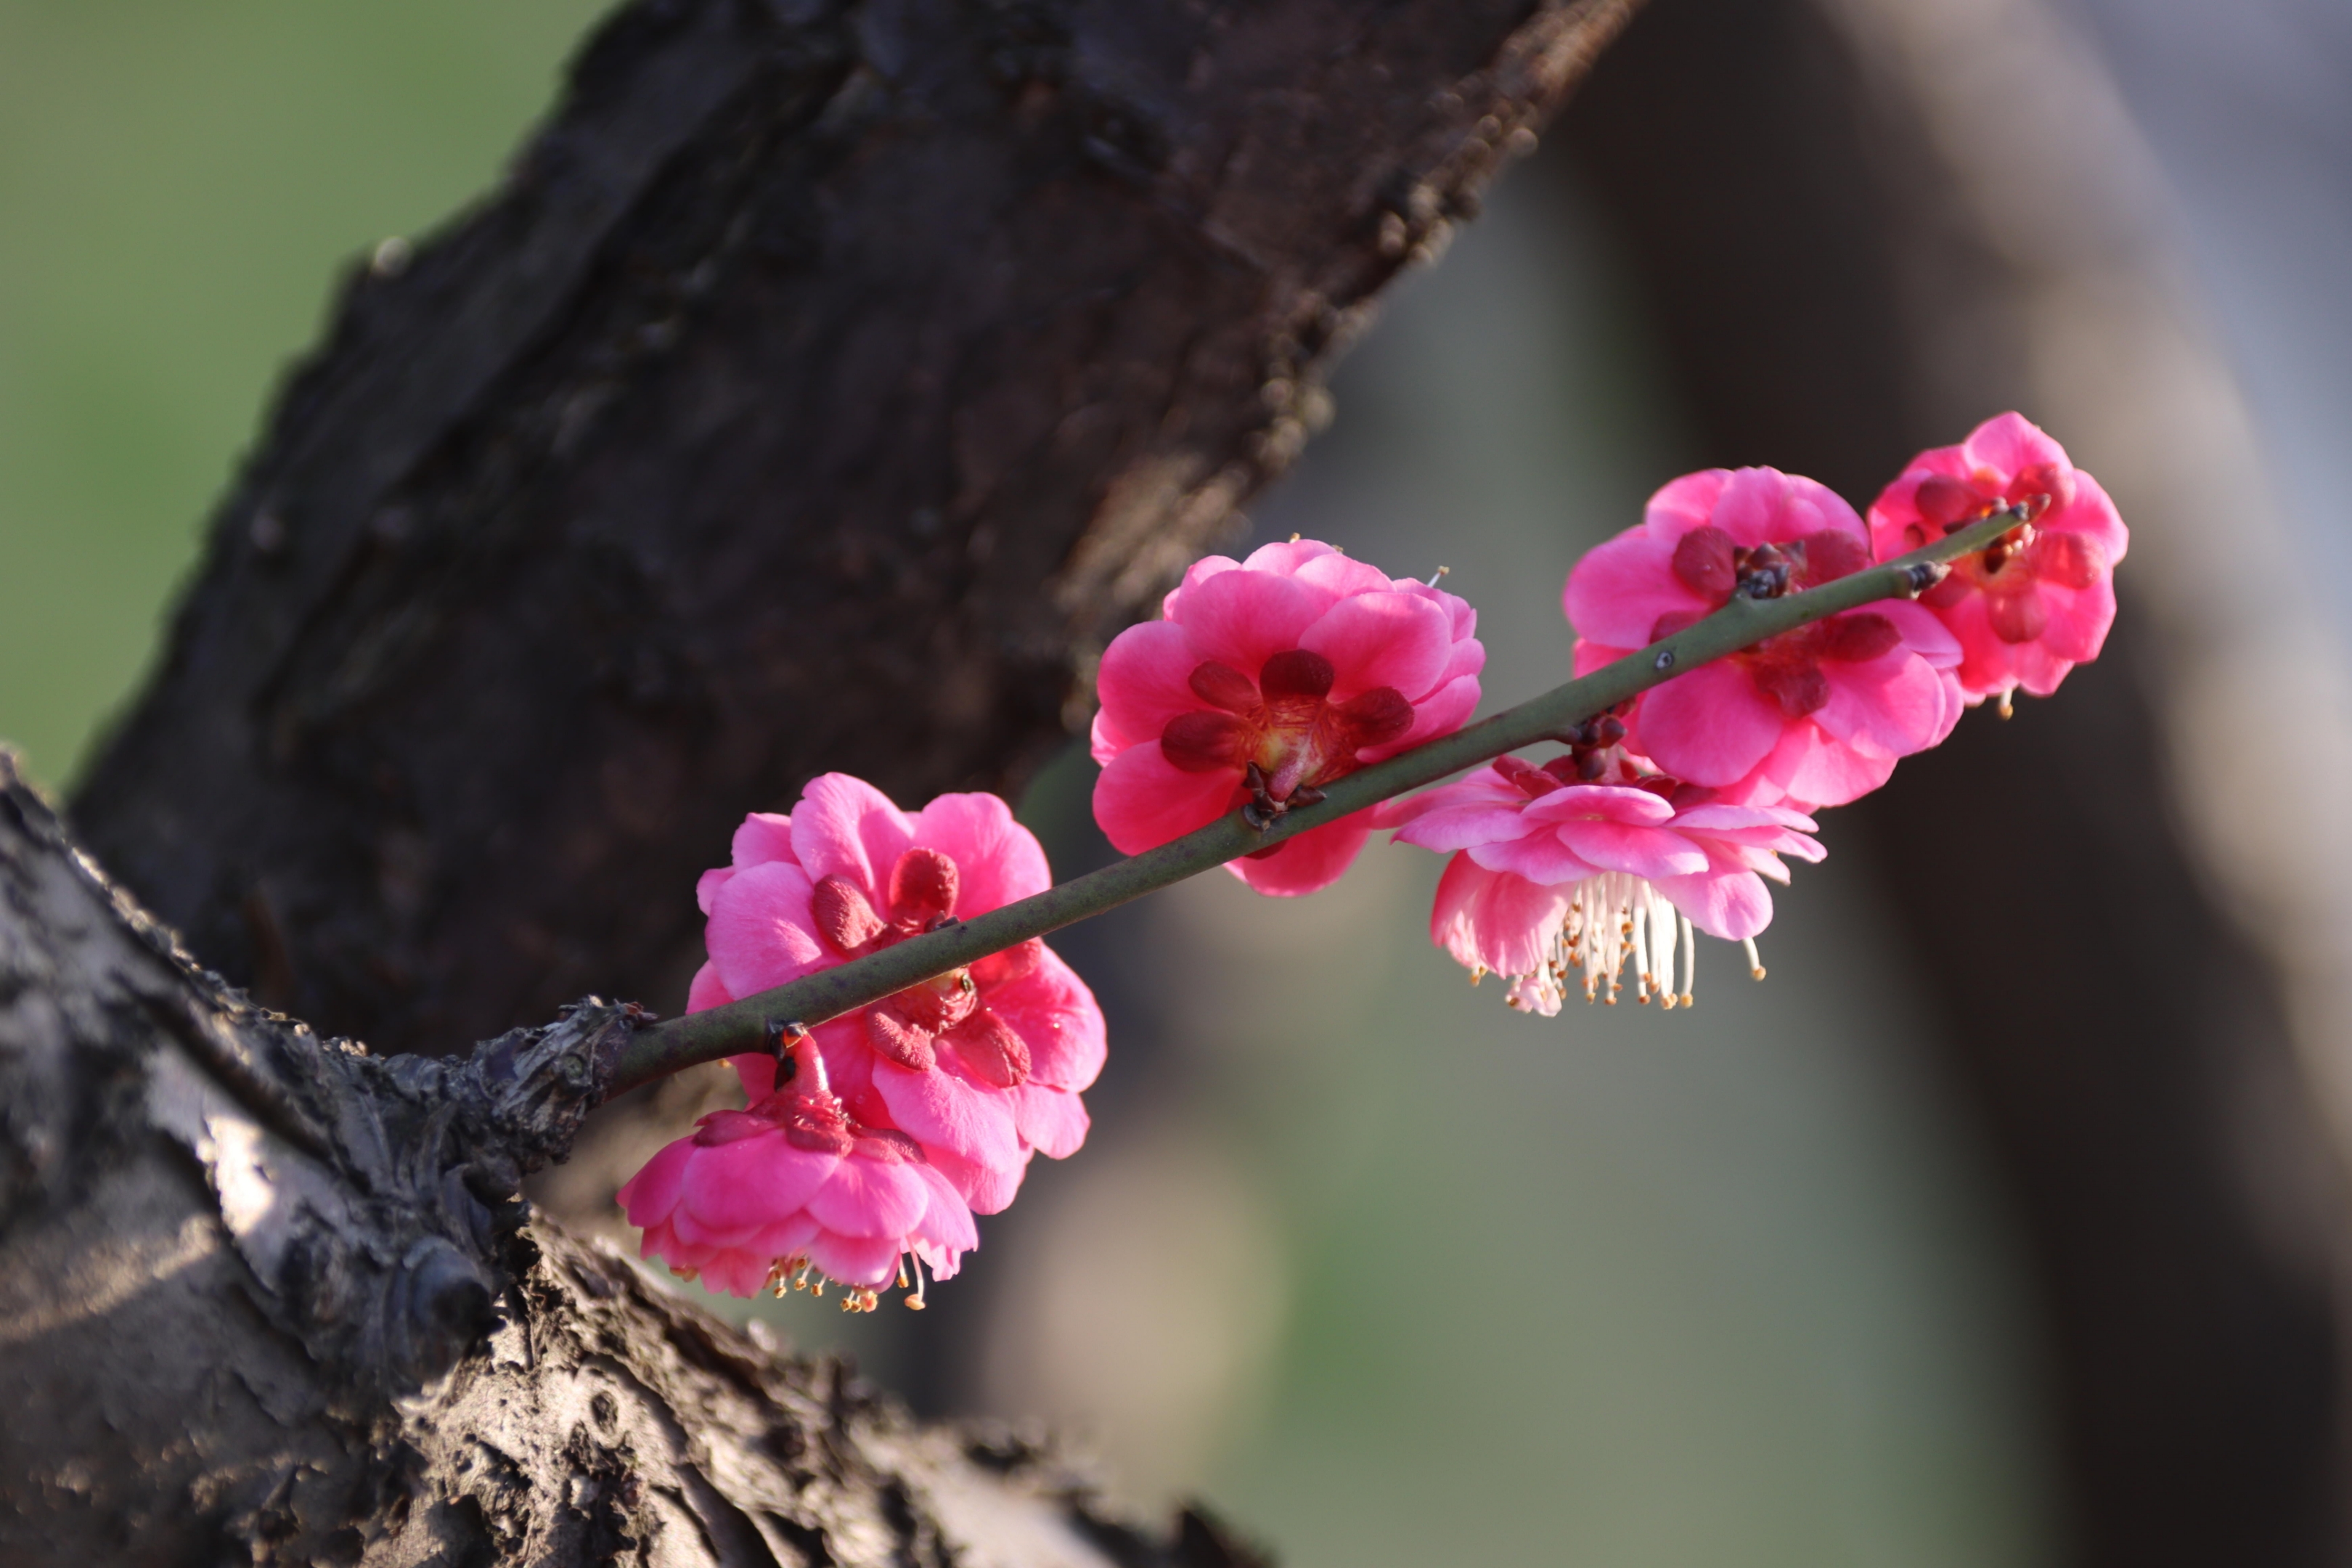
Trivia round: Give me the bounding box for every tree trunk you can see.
[0,759,1261,1564]
[70,0,1636,1061]
[12,0,1641,1559]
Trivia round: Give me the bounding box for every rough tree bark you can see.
[8,0,1641,1560]
[71,0,1636,1060]
[0,760,1253,1565]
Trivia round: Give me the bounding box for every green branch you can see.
[606,508,2020,1095]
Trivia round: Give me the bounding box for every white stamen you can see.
[1678,914,1696,1007]
[907,1251,929,1310]
[1743,936,1767,980]
[1426,565,1450,587]
[1500,874,1755,1016]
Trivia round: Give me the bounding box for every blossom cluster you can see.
[618,412,2123,1308]
[619,776,1104,1309]
[1095,411,2125,1012]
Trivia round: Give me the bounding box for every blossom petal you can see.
[1378,767,1524,833]
[1093,745,1236,855]
[912,1164,979,1256]
[740,1211,822,1266]
[1761,723,1898,809]
[678,1132,838,1235]
[697,1249,775,1299]
[1469,821,1702,884]
[2036,579,2115,665]
[616,1137,695,1226]
[807,1232,902,1289]
[1962,410,2069,485]
[1166,567,1334,674]
[731,812,797,870]
[1573,640,1629,679]
[1872,599,1962,666]
[730,1050,777,1103]
[1093,619,1209,754]
[873,1060,1024,1172]
[1814,656,1952,756]
[912,791,1051,913]
[928,1143,1028,1214]
[1431,855,1567,976]
[1632,662,1787,785]
[1299,592,1455,701]
[790,773,915,900]
[1563,531,1703,649]
[1395,798,1546,852]
[1657,863,1775,941]
[706,860,830,999]
[1381,671,1482,758]
[1011,1084,1091,1159]
[1251,539,1397,599]
[1551,819,1712,879]
[1643,470,1731,540]
[986,945,1106,1090]
[807,1156,930,1240]
[1517,784,1678,828]
[1230,813,1371,897]
[1707,467,1864,549]
[2054,470,2128,566]
[695,867,735,917]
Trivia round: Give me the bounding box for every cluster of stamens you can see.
[1495,872,1699,1010]
[749,1252,932,1314]
[1477,878,1768,1015]
[669,1248,932,1315]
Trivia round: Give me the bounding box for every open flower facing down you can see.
[1091,537,1483,895]
[1567,467,1963,810]
[1384,752,1823,1013]
[1867,411,2128,711]
[685,775,1106,1216]
[618,1034,976,1310]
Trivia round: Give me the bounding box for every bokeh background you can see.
[7,1,2352,1564]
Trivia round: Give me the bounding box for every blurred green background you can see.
[0,5,2056,1564]
[0,0,603,789]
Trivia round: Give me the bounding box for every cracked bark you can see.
[9,0,1640,1559]
[1,759,1265,1564]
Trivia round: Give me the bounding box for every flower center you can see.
[811,846,960,958]
[804,849,1036,1086]
[1159,650,1414,801]
[1645,526,1899,718]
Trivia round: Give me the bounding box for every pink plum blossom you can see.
[618,1034,976,1309]
[685,775,1106,1216]
[1090,537,1483,896]
[1385,751,1822,1013]
[1565,467,1964,810]
[1867,411,2128,710]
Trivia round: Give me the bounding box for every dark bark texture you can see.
[1,756,1268,1566]
[17,0,1643,1560]
[72,0,1637,1060]
[1556,1,2346,1561]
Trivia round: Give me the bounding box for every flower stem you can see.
[607,508,2022,1094]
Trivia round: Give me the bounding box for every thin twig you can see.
[607,509,2017,1093]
